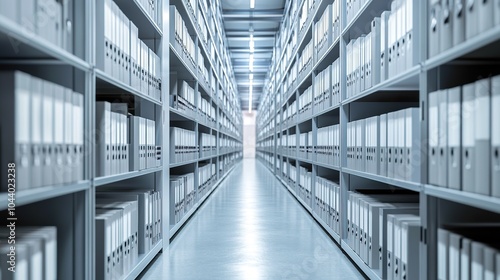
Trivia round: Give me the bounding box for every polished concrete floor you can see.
[140,158,366,280]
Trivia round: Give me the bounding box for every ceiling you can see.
[221,0,285,111]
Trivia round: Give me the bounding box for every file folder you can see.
[406,0,419,68]
[96,102,111,177]
[453,0,466,46]
[380,11,390,82]
[465,0,478,39]
[448,86,462,190]
[405,108,420,182]
[380,114,388,177]
[16,227,57,280]
[139,118,147,170]
[95,209,119,280]
[448,231,462,280]
[429,90,440,185]
[474,78,491,195]
[492,75,500,197]
[388,112,396,178]
[461,237,472,280]
[41,80,54,187]
[440,0,454,52]
[401,219,421,280]
[63,88,73,184]
[462,82,475,192]
[439,90,448,187]
[31,76,43,188]
[471,241,484,280]
[429,0,441,57]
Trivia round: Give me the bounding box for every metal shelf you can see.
[0,16,91,71]
[424,184,500,214]
[95,167,163,187]
[342,168,421,192]
[124,241,163,280]
[0,181,91,211]
[341,240,382,280]
[114,0,162,39]
[314,161,341,171]
[342,66,420,105]
[96,69,162,106]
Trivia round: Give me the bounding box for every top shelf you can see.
[114,0,163,39]
[342,0,391,40]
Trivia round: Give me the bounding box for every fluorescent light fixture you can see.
[250,0,255,9]
[249,34,254,52]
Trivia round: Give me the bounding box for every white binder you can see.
[139,118,147,170]
[462,82,475,192]
[439,90,449,187]
[401,219,421,280]
[41,80,54,187]
[471,241,484,280]
[406,0,419,68]
[53,84,65,185]
[405,108,420,182]
[73,93,84,181]
[429,91,440,185]
[474,78,491,195]
[129,116,140,171]
[380,114,388,177]
[453,0,466,46]
[484,245,496,280]
[448,232,462,280]
[465,0,478,39]
[388,112,396,178]
[492,75,500,197]
[31,76,43,188]
[461,237,472,280]
[380,11,390,82]
[448,86,462,190]
[429,0,442,58]
[60,89,72,184]
[478,0,494,33]
[438,228,449,280]
[96,102,111,177]
[440,0,454,53]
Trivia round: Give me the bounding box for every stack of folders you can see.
[0,227,57,280]
[174,80,196,117]
[346,0,369,25]
[347,191,419,279]
[429,0,500,58]
[198,163,217,196]
[95,190,162,276]
[298,86,313,119]
[298,40,313,76]
[171,173,195,224]
[298,166,312,202]
[0,71,84,191]
[428,75,500,197]
[98,0,161,101]
[169,127,197,164]
[347,107,420,182]
[200,133,216,158]
[438,224,500,280]
[315,176,341,234]
[0,0,72,51]
[316,125,341,166]
[171,6,197,70]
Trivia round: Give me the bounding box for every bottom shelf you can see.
[341,240,382,280]
[169,162,239,238]
[124,241,163,280]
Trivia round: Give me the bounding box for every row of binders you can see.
[198,163,217,197]
[135,0,160,25]
[298,133,313,160]
[200,133,216,157]
[317,124,341,167]
[285,163,298,186]
[220,137,242,153]
[347,0,418,99]
[314,1,341,58]
[298,86,313,118]
[315,176,341,234]
[314,58,341,112]
[0,0,72,51]
[279,134,296,157]
[171,173,195,224]
[98,0,161,101]
[346,0,370,25]
[299,0,315,33]
[284,100,298,125]
[169,127,197,164]
[298,40,313,76]
[347,191,420,279]
[219,154,240,176]
[0,71,84,192]
[438,224,500,280]
[429,0,500,58]
[171,6,197,72]
[347,107,421,182]
[428,75,500,197]
[298,166,313,204]
[0,227,57,280]
[95,190,162,280]
[96,102,159,178]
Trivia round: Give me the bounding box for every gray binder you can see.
[440,0,454,52]
[31,76,44,188]
[492,75,500,198]
[429,0,442,58]
[462,83,475,193]
[465,0,478,39]
[380,114,388,177]
[474,78,491,195]
[447,86,462,190]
